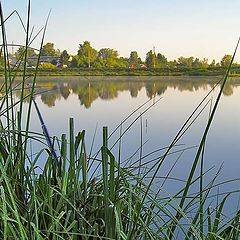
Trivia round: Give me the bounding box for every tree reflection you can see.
[35,84,61,107]
[78,83,98,108]
[59,84,71,99]
[129,82,143,97]
[4,77,240,109]
[223,84,234,96]
[41,92,61,107]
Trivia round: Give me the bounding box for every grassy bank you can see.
[1,66,240,77]
[1,2,240,239]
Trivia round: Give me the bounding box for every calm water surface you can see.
[21,76,240,213]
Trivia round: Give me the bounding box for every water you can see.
[14,75,240,214]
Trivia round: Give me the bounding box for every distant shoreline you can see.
[3,74,240,84]
[1,67,240,77]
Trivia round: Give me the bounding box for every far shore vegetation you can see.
[5,41,240,77]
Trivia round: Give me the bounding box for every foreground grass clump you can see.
[1,1,240,239]
[1,108,240,240]
[0,120,168,239]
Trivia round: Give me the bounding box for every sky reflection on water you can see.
[15,76,240,214]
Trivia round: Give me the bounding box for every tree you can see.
[98,48,118,60]
[209,59,216,67]
[200,58,208,69]
[15,46,37,59]
[192,58,201,68]
[117,57,129,68]
[77,41,98,68]
[178,56,194,68]
[145,50,156,68]
[96,48,119,68]
[168,60,178,68]
[156,53,167,68]
[42,42,59,56]
[69,56,79,68]
[221,55,232,67]
[60,50,70,66]
[138,57,143,64]
[129,51,139,67]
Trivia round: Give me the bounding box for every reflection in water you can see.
[4,76,240,216]
[7,76,240,108]
[41,92,61,107]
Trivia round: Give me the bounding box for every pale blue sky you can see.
[2,0,240,62]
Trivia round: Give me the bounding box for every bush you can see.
[39,62,56,69]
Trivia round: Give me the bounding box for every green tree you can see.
[200,58,208,69]
[209,59,216,67]
[129,51,139,67]
[178,56,194,68]
[96,48,119,68]
[60,50,70,66]
[77,41,98,68]
[168,60,178,68]
[116,57,129,68]
[42,42,59,56]
[98,48,118,60]
[192,58,201,68]
[69,56,79,68]
[221,54,232,67]
[15,46,37,59]
[156,53,167,68]
[145,50,156,68]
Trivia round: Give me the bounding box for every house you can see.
[28,56,61,66]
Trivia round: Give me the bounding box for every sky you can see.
[2,0,240,62]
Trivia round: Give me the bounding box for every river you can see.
[17,75,240,215]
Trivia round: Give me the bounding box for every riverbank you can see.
[2,66,240,77]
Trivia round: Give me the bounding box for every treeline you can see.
[12,41,237,70]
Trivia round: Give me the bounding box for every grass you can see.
[0,1,240,239]
[0,66,233,77]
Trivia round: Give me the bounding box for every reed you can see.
[0,1,239,239]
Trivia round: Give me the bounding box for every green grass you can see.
[0,1,240,239]
[0,66,230,77]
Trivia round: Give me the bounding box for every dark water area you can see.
[9,75,240,216]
